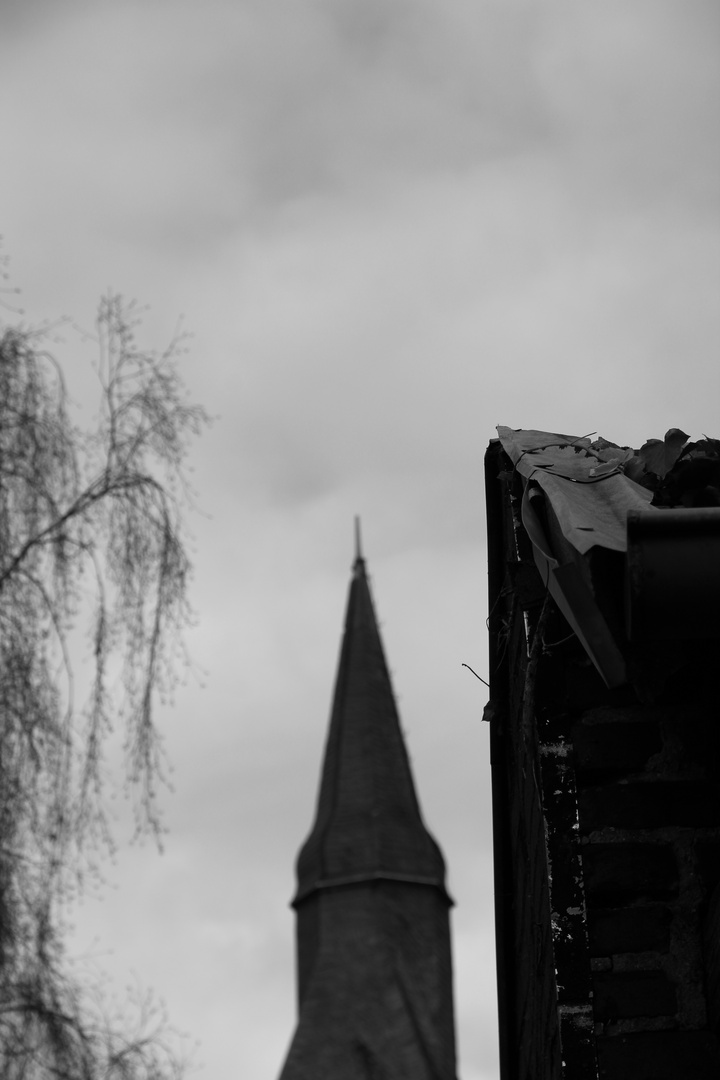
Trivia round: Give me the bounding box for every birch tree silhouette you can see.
[0,294,209,1078]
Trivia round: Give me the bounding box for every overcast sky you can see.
[2,2,718,1077]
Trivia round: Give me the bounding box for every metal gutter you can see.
[626,507,720,640]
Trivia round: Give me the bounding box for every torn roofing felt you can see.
[496,426,654,555]
[494,427,720,688]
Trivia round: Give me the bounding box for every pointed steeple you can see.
[293,526,449,905]
[354,513,363,564]
[279,531,458,1080]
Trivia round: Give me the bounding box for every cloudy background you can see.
[2,1,719,1076]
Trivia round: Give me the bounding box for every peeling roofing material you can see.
[496,427,720,689]
[497,427,654,554]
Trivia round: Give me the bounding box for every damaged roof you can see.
[493,426,720,687]
[497,427,654,555]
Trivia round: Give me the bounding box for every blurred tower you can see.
[278,533,459,1079]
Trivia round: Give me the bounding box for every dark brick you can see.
[696,839,720,896]
[579,780,720,830]
[705,883,720,1034]
[588,904,672,956]
[597,1030,720,1079]
[562,658,618,710]
[572,721,661,778]
[583,844,678,906]
[507,559,546,607]
[593,970,677,1020]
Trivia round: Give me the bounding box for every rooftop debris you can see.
[599,429,720,507]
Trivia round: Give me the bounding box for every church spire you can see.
[354,513,363,565]
[293,529,449,907]
[279,532,458,1080]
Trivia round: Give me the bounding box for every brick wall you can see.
[486,442,720,1079]
[528,590,719,1080]
[558,645,720,1078]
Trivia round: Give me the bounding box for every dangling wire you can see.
[461,663,490,688]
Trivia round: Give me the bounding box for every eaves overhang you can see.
[292,869,453,908]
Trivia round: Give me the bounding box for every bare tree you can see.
[0,294,209,1078]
